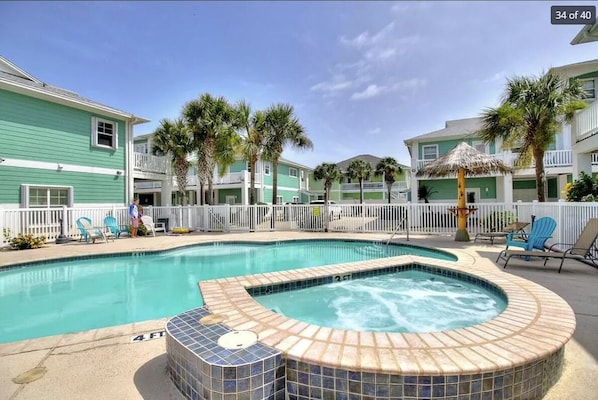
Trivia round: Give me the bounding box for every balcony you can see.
[416,150,598,172]
[573,100,598,143]
[341,181,409,192]
[134,153,169,175]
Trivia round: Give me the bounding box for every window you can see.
[276,195,283,204]
[289,167,298,178]
[134,143,148,153]
[472,141,488,154]
[581,79,595,100]
[21,185,73,208]
[246,162,251,172]
[92,117,118,150]
[263,162,271,175]
[422,145,438,160]
[292,196,299,203]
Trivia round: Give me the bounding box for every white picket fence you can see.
[2,202,598,248]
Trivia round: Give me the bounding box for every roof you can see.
[404,117,483,144]
[549,59,598,79]
[0,55,149,124]
[571,23,598,45]
[335,154,409,171]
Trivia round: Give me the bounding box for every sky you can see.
[1,1,597,168]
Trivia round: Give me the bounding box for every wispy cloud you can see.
[340,22,395,48]
[368,127,381,135]
[310,79,353,93]
[351,84,383,100]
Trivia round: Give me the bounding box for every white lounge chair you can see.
[140,215,165,237]
[79,218,114,243]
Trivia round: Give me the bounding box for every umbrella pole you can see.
[455,168,470,242]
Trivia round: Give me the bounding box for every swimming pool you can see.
[254,269,507,332]
[0,239,455,343]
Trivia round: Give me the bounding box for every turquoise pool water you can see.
[0,240,456,343]
[255,269,507,333]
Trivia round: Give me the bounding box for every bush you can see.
[9,233,46,250]
[481,211,516,232]
[564,172,598,202]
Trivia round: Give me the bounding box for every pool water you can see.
[254,270,507,332]
[0,240,455,343]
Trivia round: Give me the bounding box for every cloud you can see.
[340,22,395,48]
[351,84,383,100]
[310,79,353,93]
[483,71,507,83]
[368,127,381,135]
[391,78,427,91]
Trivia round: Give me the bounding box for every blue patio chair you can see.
[76,217,92,242]
[104,216,129,239]
[496,216,557,263]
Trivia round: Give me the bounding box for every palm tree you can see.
[418,184,437,204]
[236,100,267,205]
[375,157,403,204]
[478,71,586,202]
[345,159,372,204]
[184,93,240,205]
[313,162,344,232]
[262,103,313,204]
[151,118,192,205]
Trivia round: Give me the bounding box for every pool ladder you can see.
[386,216,409,245]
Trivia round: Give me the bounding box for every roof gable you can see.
[404,117,483,144]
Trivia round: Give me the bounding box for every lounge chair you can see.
[78,218,114,244]
[104,216,129,238]
[500,218,598,273]
[76,217,92,242]
[474,221,530,244]
[140,215,165,237]
[496,216,557,263]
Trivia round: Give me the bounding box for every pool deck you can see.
[1,231,597,400]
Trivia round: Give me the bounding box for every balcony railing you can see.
[134,153,169,175]
[573,100,598,143]
[341,181,409,191]
[417,150,597,172]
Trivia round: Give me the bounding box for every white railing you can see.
[4,202,598,249]
[416,150,594,172]
[573,100,598,143]
[341,181,409,191]
[134,153,169,175]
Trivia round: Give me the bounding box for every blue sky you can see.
[1,1,596,168]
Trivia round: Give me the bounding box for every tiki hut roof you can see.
[416,142,511,178]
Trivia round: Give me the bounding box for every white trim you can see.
[421,144,438,160]
[21,184,74,208]
[0,157,124,176]
[91,116,118,150]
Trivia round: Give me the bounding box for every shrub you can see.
[481,211,516,232]
[564,172,598,202]
[9,233,46,250]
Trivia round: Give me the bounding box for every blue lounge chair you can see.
[104,216,129,238]
[496,216,557,263]
[76,217,92,242]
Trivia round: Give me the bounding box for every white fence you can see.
[2,202,598,248]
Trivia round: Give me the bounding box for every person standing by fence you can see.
[129,198,140,238]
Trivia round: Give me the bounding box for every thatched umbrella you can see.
[416,142,511,241]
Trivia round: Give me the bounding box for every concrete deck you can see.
[1,232,597,400]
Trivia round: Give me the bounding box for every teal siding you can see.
[513,180,536,190]
[0,89,126,169]
[420,139,497,157]
[218,188,242,203]
[0,166,125,204]
[419,177,497,200]
[276,163,300,188]
[228,160,247,173]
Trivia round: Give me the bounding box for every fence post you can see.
[406,202,411,241]
[225,204,230,233]
[557,199,564,244]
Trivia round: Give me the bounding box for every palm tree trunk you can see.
[534,149,546,202]
[250,156,257,205]
[271,159,279,204]
[386,181,392,204]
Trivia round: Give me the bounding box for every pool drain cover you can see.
[200,314,228,325]
[217,330,258,349]
[13,366,47,384]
